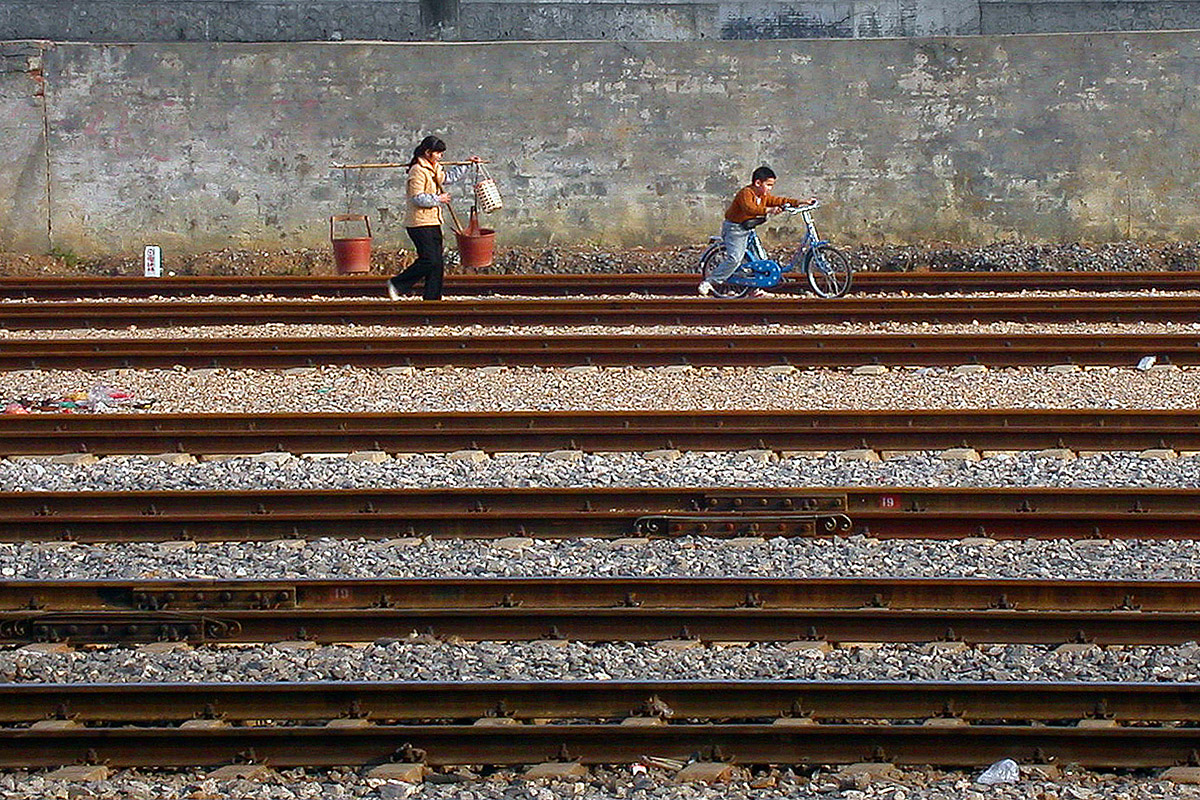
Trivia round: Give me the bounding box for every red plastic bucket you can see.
[331,214,372,274]
[455,227,495,270]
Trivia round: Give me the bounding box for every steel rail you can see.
[7,296,1200,329]
[2,680,1196,723]
[4,723,1200,768]
[9,607,1198,645]
[6,577,1200,645]
[4,486,1197,543]
[0,486,848,542]
[4,576,1199,612]
[1,271,1199,300]
[1,332,1198,369]
[2,410,1200,456]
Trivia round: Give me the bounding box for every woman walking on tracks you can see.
[387,135,480,301]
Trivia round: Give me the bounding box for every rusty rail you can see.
[4,722,1200,768]
[1,486,1198,542]
[7,296,1200,329]
[3,576,1197,612]
[2,410,1199,456]
[4,577,1200,645]
[2,680,1196,723]
[1,271,1198,300]
[0,332,1197,369]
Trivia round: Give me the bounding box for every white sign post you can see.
[143,245,162,278]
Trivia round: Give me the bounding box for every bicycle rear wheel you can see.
[699,243,752,298]
[699,243,723,279]
[803,245,853,298]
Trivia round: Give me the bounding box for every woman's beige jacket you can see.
[405,158,445,228]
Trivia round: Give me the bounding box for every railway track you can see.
[7,680,1200,768]
[1,332,1195,369]
[4,680,1192,724]
[7,296,1200,329]
[3,576,1199,645]
[8,720,1200,768]
[9,271,1198,778]
[3,410,1199,456]
[2,486,1197,542]
[2,271,1198,300]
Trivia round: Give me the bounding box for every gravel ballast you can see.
[4,640,1198,684]
[2,450,1198,494]
[1,535,1196,581]
[0,764,1189,800]
[1,364,1195,413]
[4,313,1200,340]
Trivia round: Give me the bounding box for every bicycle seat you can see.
[740,216,768,230]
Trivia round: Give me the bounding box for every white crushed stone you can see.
[4,640,1200,684]
[0,764,1185,800]
[3,287,1198,304]
[2,450,1197,494]
[1,535,1197,582]
[1,364,1196,413]
[3,317,1200,339]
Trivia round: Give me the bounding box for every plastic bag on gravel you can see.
[976,758,1020,785]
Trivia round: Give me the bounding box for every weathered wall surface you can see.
[0,41,48,252]
[2,34,1199,254]
[979,0,1200,33]
[8,0,1200,41]
[0,0,981,42]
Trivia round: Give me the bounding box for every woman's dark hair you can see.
[408,135,447,168]
[751,165,776,182]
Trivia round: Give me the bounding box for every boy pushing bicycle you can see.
[699,165,816,297]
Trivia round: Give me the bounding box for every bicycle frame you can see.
[732,207,826,286]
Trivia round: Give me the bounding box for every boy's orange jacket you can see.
[724,186,800,224]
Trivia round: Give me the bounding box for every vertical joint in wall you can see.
[37,45,52,251]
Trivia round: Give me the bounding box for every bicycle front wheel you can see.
[803,245,854,298]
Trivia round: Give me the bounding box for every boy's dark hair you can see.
[751,166,776,182]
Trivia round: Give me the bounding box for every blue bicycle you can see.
[699,202,853,299]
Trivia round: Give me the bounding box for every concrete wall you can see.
[3,34,1200,255]
[0,0,984,42]
[0,41,48,252]
[8,0,1200,41]
[979,0,1200,33]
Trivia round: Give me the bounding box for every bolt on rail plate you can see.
[698,494,847,513]
[635,513,853,537]
[123,586,297,610]
[0,613,242,643]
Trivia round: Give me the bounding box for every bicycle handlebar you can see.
[781,202,820,213]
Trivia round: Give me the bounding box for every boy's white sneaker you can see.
[386,281,402,301]
[697,280,716,297]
